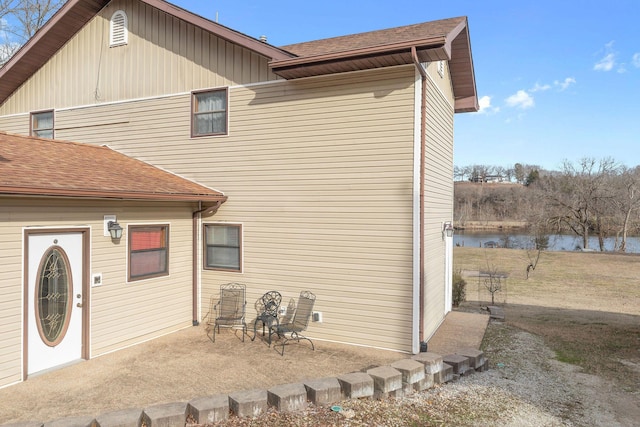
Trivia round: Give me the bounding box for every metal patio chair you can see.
[252,290,282,345]
[270,290,316,355]
[207,282,247,342]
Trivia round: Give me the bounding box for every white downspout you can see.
[412,46,428,354]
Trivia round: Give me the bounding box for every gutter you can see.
[192,200,225,326]
[411,46,428,352]
[0,186,226,202]
[271,36,447,71]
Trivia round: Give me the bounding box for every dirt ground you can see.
[454,248,640,426]
[454,248,640,390]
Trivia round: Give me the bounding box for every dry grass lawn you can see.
[455,247,640,392]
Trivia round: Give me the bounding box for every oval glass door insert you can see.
[35,246,73,346]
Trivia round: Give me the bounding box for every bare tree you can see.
[611,166,640,252]
[482,256,504,305]
[0,0,63,65]
[538,158,618,250]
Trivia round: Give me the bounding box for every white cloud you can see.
[555,77,576,91]
[632,53,640,68]
[594,41,618,72]
[477,95,500,114]
[530,83,551,92]
[594,53,616,71]
[505,90,534,109]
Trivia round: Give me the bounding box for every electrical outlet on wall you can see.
[312,311,323,323]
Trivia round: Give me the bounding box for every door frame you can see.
[23,227,91,379]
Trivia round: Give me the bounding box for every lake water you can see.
[454,231,640,253]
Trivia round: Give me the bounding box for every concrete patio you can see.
[0,310,489,426]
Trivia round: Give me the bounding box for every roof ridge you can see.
[280,16,467,51]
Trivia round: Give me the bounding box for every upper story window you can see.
[128,225,169,281]
[204,224,242,272]
[31,110,54,138]
[192,88,228,137]
[110,10,128,47]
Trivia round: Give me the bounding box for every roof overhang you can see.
[271,18,478,113]
[270,36,449,79]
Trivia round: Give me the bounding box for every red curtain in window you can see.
[131,229,164,250]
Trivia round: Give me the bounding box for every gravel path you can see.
[197,320,639,426]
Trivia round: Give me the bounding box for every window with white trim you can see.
[192,88,228,137]
[204,224,241,271]
[110,10,128,47]
[31,110,54,138]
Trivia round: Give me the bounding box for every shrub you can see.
[452,271,467,307]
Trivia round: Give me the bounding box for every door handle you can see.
[77,303,83,308]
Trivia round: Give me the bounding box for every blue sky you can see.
[169,0,639,171]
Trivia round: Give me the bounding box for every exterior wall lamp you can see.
[443,221,454,239]
[107,221,123,240]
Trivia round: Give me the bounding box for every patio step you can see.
[443,354,471,375]
[411,352,444,374]
[141,402,187,427]
[456,348,486,371]
[228,389,268,418]
[337,372,374,399]
[391,359,426,385]
[187,394,229,424]
[303,377,342,405]
[267,383,307,413]
[434,363,454,384]
[95,408,142,427]
[366,366,403,399]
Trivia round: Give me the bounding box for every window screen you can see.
[204,224,241,271]
[129,225,169,280]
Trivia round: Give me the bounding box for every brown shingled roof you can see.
[0,132,227,202]
[281,17,466,58]
[273,17,478,113]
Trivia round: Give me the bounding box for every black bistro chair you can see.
[252,291,282,345]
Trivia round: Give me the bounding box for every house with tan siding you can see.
[0,0,477,388]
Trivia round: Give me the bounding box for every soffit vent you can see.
[110,10,128,47]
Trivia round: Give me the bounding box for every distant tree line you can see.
[454,158,640,252]
[454,163,542,185]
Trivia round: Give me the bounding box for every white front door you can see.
[27,231,85,375]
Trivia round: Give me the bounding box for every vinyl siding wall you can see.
[422,62,455,339]
[0,198,195,388]
[0,0,278,115]
[0,66,419,352]
[201,68,418,351]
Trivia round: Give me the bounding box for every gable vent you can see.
[110,10,128,47]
